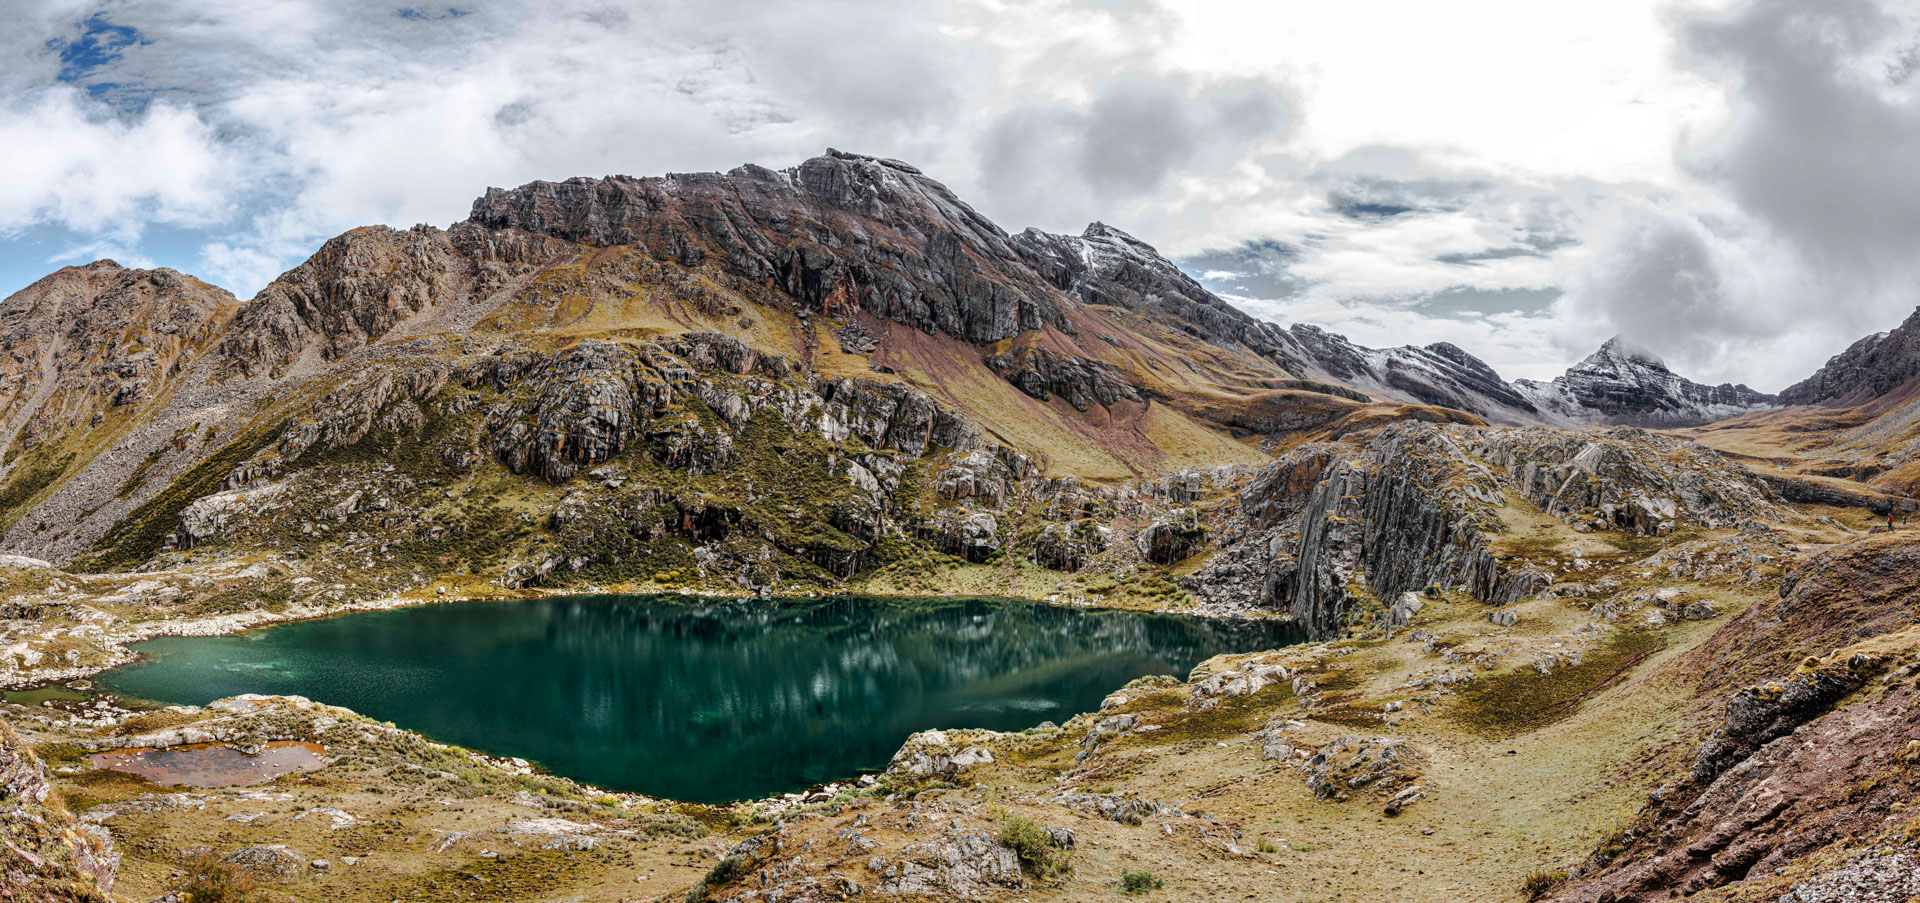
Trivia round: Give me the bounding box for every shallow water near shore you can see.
[99,594,1302,803]
[89,740,328,787]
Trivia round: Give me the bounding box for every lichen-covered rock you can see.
[813,377,978,456]
[0,717,117,900]
[1298,736,1421,801]
[169,481,289,550]
[222,844,304,880]
[874,829,1026,898]
[926,511,1000,563]
[484,339,656,482]
[1471,426,1782,533]
[1029,520,1111,572]
[1137,507,1205,565]
[887,729,1000,781]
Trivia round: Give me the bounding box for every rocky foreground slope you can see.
[0,151,1915,902]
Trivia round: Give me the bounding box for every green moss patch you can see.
[1449,630,1667,737]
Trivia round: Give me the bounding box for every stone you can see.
[875,829,1027,898]
[1137,507,1206,566]
[222,845,303,880]
[1389,591,1425,627]
[1383,784,1425,816]
[1681,600,1720,621]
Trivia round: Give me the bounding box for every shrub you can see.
[684,853,750,903]
[998,814,1068,880]
[1121,870,1165,894]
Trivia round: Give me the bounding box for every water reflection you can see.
[103,595,1300,803]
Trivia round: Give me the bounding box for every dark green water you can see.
[100,595,1301,803]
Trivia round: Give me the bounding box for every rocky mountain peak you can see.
[1515,336,1774,427]
[1778,305,1920,406]
[1587,335,1665,368]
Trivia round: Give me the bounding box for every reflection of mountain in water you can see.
[104,596,1300,803]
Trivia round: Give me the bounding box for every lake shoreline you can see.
[91,593,1303,803]
[4,569,1301,692]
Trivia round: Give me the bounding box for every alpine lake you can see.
[99,595,1301,803]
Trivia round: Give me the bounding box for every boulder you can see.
[1137,507,1205,565]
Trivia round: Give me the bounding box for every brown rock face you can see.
[217,223,568,379]
[1550,538,1920,903]
[468,149,1067,344]
[0,260,234,446]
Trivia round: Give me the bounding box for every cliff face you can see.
[1779,306,1920,406]
[0,717,117,901]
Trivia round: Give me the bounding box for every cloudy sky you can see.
[3,0,1918,390]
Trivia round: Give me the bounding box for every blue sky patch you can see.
[47,14,148,84]
[397,7,471,20]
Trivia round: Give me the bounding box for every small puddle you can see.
[88,741,328,788]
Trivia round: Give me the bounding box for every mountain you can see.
[2,150,1918,903]
[1282,325,1546,424]
[1515,335,1776,426]
[1778,306,1920,406]
[1688,305,1920,500]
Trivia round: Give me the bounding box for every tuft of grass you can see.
[1520,869,1567,900]
[1121,870,1165,894]
[1449,629,1666,737]
[177,851,261,903]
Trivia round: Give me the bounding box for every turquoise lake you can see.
[100,595,1302,803]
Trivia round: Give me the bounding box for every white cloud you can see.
[0,0,1914,398]
[0,86,235,237]
[1550,0,1920,390]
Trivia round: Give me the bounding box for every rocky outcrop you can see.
[1263,425,1524,635]
[1029,520,1110,572]
[874,828,1027,898]
[925,511,1000,563]
[217,224,566,378]
[984,347,1142,411]
[1516,336,1775,426]
[169,481,290,550]
[1779,305,1920,405]
[1470,426,1782,534]
[0,717,117,901]
[481,340,659,482]
[1136,508,1205,565]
